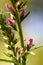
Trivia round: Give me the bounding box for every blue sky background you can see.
[21,1,43,45]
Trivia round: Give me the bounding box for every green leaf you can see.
[30,45,43,51]
[0,59,15,63]
[13,39,18,45]
[0,59,20,65]
[20,1,27,9]
[3,52,13,57]
[12,25,17,31]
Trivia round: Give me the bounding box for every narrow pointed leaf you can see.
[30,45,43,51]
[20,1,27,8]
[0,59,15,63]
[0,59,20,65]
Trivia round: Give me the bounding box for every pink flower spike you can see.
[21,48,25,54]
[21,9,25,16]
[8,18,14,26]
[28,38,33,46]
[5,4,15,11]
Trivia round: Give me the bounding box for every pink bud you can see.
[19,0,22,4]
[21,48,25,54]
[28,38,33,46]
[16,52,19,60]
[8,18,14,26]
[21,9,25,16]
[5,4,15,11]
[16,52,19,57]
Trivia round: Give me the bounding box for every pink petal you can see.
[8,18,14,26]
[21,48,25,54]
[16,52,19,57]
[5,4,15,11]
[21,9,25,16]
[28,38,33,46]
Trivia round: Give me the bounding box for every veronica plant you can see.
[0,0,43,65]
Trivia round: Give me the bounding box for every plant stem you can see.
[22,56,26,65]
[15,9,25,65]
[15,11,24,48]
[17,21,24,48]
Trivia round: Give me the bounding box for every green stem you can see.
[15,9,25,65]
[17,21,24,48]
[15,11,24,48]
[22,56,26,65]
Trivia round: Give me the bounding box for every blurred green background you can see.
[0,0,43,65]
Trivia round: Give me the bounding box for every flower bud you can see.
[5,4,15,11]
[16,52,19,57]
[19,0,22,4]
[8,18,14,26]
[29,51,35,55]
[21,48,25,54]
[10,13,13,19]
[0,25,1,29]
[11,63,14,65]
[16,51,19,60]
[21,9,25,16]
[5,44,8,48]
[28,38,33,47]
[3,36,8,40]
[16,0,22,6]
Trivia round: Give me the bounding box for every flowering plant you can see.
[0,0,43,65]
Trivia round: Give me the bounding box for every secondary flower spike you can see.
[28,38,33,46]
[8,18,14,26]
[5,4,15,11]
